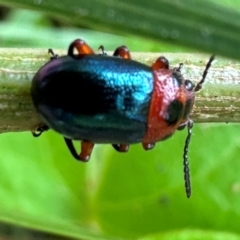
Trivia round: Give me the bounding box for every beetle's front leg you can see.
[142,142,156,150]
[151,56,169,70]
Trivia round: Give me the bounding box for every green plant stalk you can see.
[0,49,238,133]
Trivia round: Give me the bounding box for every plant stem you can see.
[0,49,238,133]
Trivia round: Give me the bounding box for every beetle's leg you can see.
[113,46,131,59]
[142,142,156,150]
[173,63,183,72]
[98,45,107,55]
[32,125,49,137]
[112,144,129,152]
[64,138,79,160]
[68,39,94,56]
[151,56,169,70]
[64,138,94,162]
[48,49,59,60]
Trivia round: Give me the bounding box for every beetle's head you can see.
[177,55,215,130]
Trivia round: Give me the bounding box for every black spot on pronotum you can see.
[165,99,184,125]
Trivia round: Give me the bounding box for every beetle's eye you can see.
[185,80,195,91]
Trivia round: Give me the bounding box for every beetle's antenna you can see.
[195,55,215,92]
[183,119,193,198]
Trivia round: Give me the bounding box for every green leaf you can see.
[0,132,102,239]
[140,229,240,240]
[0,8,186,51]
[1,124,240,239]
[1,0,240,59]
[88,124,240,238]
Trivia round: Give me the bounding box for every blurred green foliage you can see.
[0,2,240,240]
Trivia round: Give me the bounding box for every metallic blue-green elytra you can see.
[31,54,154,143]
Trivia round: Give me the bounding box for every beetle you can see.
[31,38,214,198]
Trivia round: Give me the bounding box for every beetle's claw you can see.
[112,144,129,152]
[32,125,49,137]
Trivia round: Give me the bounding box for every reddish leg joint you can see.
[151,56,169,70]
[142,142,156,150]
[113,46,131,59]
[64,138,94,162]
[79,140,95,162]
[68,39,94,56]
